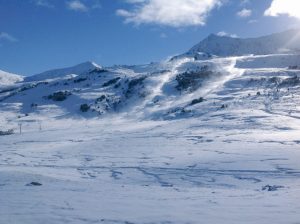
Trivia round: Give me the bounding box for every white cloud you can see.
[33,0,54,8]
[116,0,223,27]
[0,32,18,42]
[240,0,250,6]
[67,0,89,12]
[217,31,238,38]
[32,0,101,10]
[237,8,252,18]
[265,0,300,19]
[116,9,133,17]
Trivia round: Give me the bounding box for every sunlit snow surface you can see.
[1,54,300,223]
[0,70,23,88]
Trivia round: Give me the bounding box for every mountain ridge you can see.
[25,61,103,82]
[186,29,300,58]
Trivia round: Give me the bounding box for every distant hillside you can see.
[25,61,103,82]
[185,29,300,58]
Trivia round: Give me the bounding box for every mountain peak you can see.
[0,69,23,87]
[187,29,300,57]
[25,61,103,82]
[207,33,218,38]
[75,61,102,70]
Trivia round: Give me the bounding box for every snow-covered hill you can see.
[1,54,299,121]
[25,61,103,82]
[0,69,23,87]
[0,30,299,122]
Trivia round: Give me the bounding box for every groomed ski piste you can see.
[1,30,300,224]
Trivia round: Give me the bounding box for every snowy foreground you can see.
[1,113,300,224]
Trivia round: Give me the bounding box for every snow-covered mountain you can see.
[185,29,300,58]
[0,30,300,120]
[0,69,23,87]
[25,61,103,82]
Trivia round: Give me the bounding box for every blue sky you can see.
[0,0,300,75]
